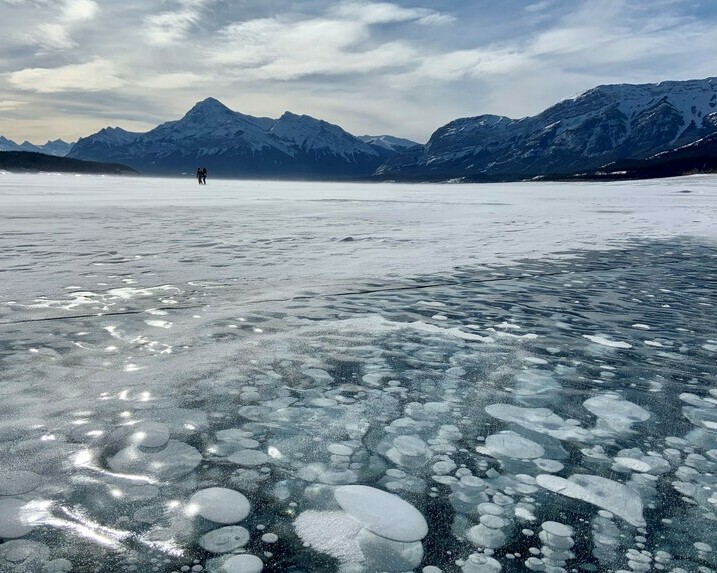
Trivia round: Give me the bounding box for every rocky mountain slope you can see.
[376,77,717,181]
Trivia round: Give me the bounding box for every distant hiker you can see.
[201,167,207,184]
[196,167,203,185]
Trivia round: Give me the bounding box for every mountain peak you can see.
[187,97,233,115]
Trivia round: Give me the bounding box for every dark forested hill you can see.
[0,151,136,175]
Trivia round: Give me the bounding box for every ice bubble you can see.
[108,440,201,480]
[188,488,251,524]
[131,421,170,450]
[43,558,74,572]
[467,524,507,549]
[480,514,509,529]
[216,429,251,441]
[228,450,270,466]
[356,528,424,572]
[432,460,457,475]
[582,335,632,349]
[537,473,645,527]
[0,540,50,568]
[328,444,353,456]
[393,435,428,456]
[199,526,250,553]
[484,431,545,459]
[485,404,591,441]
[583,393,650,431]
[478,503,505,516]
[423,567,443,573]
[334,485,428,542]
[220,554,263,573]
[533,459,564,473]
[261,533,278,543]
[613,449,671,474]
[0,498,34,538]
[0,471,42,496]
[461,552,502,573]
[541,521,573,537]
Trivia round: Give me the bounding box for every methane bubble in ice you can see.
[0,540,50,570]
[334,485,428,542]
[356,528,424,571]
[583,393,650,432]
[188,487,251,524]
[199,526,250,553]
[0,498,34,538]
[228,449,270,466]
[221,554,264,573]
[0,471,42,496]
[537,473,645,527]
[131,421,170,450]
[108,439,201,480]
[483,431,545,459]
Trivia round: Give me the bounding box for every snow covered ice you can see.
[1,173,717,572]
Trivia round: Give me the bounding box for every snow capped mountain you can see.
[357,134,421,152]
[0,136,74,156]
[378,77,717,181]
[69,98,399,178]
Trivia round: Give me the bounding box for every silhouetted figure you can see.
[201,167,207,184]
[196,167,203,185]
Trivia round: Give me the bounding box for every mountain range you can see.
[6,76,717,181]
[376,77,717,181]
[0,136,74,157]
[67,98,419,179]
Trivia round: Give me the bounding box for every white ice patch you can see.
[294,510,364,562]
[536,473,645,527]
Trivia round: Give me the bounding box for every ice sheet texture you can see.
[1,174,716,573]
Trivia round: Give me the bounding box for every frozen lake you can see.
[1,173,716,573]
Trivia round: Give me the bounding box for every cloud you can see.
[32,23,76,50]
[7,58,125,93]
[208,2,452,80]
[20,0,98,51]
[139,72,202,90]
[0,100,28,111]
[61,0,98,23]
[143,0,215,45]
[525,1,555,13]
[329,2,452,25]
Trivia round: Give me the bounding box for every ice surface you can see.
[1,174,717,572]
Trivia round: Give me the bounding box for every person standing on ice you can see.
[201,167,207,184]
[196,167,203,185]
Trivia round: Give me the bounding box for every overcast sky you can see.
[1,0,716,144]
